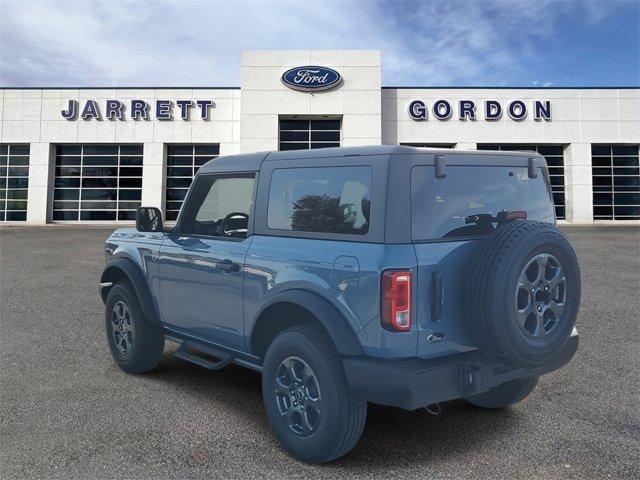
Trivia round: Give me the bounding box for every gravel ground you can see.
[1,225,639,479]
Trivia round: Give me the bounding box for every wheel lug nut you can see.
[294,401,298,406]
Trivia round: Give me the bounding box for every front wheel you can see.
[261,325,366,463]
[105,281,164,374]
[465,376,538,409]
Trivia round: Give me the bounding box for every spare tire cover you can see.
[467,220,580,368]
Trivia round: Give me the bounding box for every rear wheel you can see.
[105,282,164,373]
[261,325,366,463]
[466,376,538,409]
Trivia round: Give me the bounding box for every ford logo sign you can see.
[281,66,342,92]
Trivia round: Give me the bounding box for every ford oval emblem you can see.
[281,66,342,92]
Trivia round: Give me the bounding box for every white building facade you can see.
[1,50,638,224]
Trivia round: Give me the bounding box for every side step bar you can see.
[174,342,235,371]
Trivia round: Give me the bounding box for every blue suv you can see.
[100,146,580,463]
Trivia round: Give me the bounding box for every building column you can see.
[455,142,477,150]
[564,143,593,224]
[26,143,54,224]
[141,142,166,212]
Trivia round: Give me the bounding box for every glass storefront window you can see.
[592,145,640,220]
[279,119,341,151]
[0,144,30,221]
[53,145,143,221]
[165,144,220,221]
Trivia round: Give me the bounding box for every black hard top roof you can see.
[198,145,540,174]
[198,151,269,173]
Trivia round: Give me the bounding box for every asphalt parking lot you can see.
[1,225,639,479]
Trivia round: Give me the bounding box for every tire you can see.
[261,325,366,463]
[105,281,164,373]
[468,220,580,368]
[466,376,538,409]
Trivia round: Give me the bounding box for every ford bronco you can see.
[100,146,580,463]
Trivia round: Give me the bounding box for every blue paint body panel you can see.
[157,235,252,351]
[413,240,479,359]
[242,235,419,358]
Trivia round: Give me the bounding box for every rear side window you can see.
[411,165,555,241]
[267,166,372,235]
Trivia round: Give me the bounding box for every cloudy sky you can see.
[0,0,638,87]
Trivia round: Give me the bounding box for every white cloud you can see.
[0,0,631,87]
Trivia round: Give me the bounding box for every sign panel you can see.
[61,99,214,120]
[281,66,342,92]
[407,99,552,121]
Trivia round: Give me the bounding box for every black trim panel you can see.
[250,289,364,357]
[99,257,160,324]
[344,334,578,410]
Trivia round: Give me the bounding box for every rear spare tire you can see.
[468,220,580,368]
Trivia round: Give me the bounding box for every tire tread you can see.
[263,324,366,463]
[106,281,164,374]
[467,220,580,366]
[285,325,366,462]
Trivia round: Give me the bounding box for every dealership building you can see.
[0,50,638,224]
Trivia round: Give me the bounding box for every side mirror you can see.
[136,207,164,232]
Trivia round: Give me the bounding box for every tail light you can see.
[381,270,412,332]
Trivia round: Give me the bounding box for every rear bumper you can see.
[343,329,579,410]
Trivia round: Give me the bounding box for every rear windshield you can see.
[411,165,554,241]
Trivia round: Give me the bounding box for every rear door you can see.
[409,156,555,359]
[157,173,256,351]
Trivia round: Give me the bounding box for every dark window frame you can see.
[591,144,640,220]
[266,165,373,236]
[0,144,30,221]
[253,156,388,244]
[173,172,257,242]
[53,144,143,222]
[165,144,220,221]
[279,118,341,151]
[409,163,556,242]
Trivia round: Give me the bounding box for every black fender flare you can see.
[100,257,161,325]
[250,289,363,357]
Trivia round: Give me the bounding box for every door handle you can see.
[431,271,443,321]
[215,259,241,273]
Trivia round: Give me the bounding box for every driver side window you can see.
[179,174,255,238]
